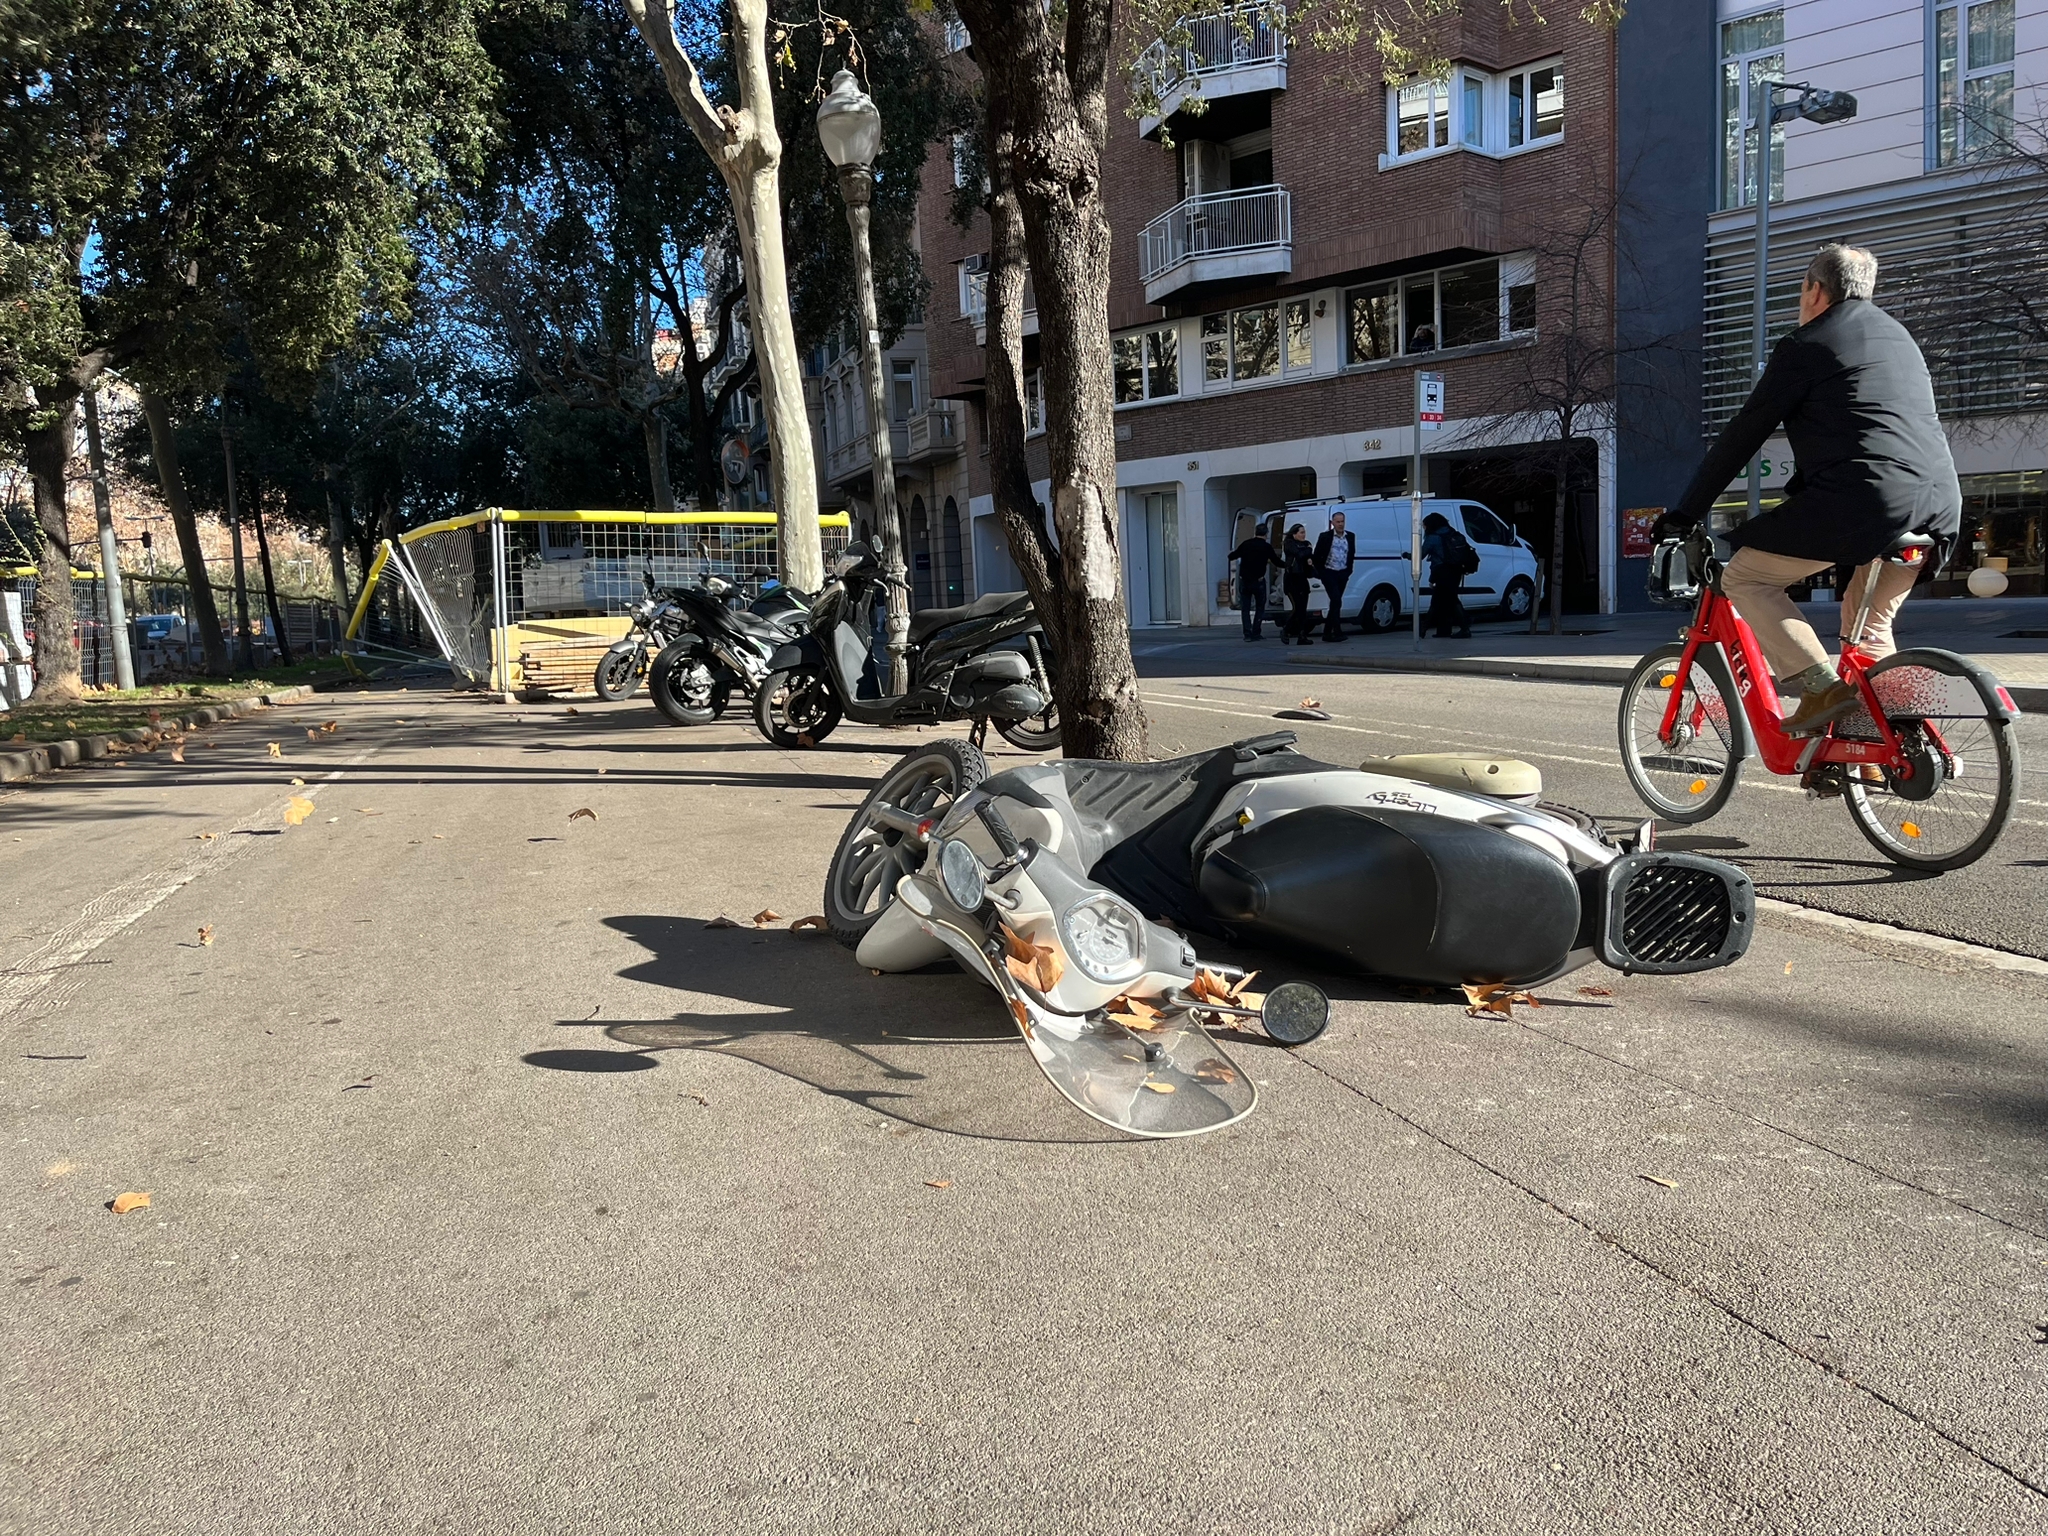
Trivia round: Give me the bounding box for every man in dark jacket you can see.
[1311,512,1356,641]
[1420,512,1472,638]
[1226,522,1275,639]
[1669,243,1961,734]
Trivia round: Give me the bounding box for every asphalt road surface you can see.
[1135,630,2048,960]
[3,681,2044,1535]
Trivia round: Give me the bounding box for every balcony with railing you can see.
[1137,184,1291,303]
[902,401,962,464]
[825,421,911,487]
[1134,4,1287,139]
[960,265,1038,342]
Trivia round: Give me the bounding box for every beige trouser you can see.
[1721,547,1920,683]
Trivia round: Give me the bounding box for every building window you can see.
[1113,325,1180,405]
[942,16,969,53]
[1346,284,1397,363]
[1024,370,1044,435]
[891,358,917,422]
[1395,77,1451,157]
[1935,0,2016,165]
[1344,256,1528,366]
[1720,10,1785,210]
[1285,300,1313,371]
[1200,302,1316,388]
[1462,71,1488,147]
[1506,62,1564,148]
[951,134,971,188]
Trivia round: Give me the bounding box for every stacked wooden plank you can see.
[517,637,614,696]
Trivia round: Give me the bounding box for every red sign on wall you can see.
[1622,507,1663,559]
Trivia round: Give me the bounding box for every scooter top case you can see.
[975,732,1753,988]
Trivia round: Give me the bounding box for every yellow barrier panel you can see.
[492,509,852,527]
[344,542,393,642]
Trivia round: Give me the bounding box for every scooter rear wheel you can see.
[755,666,842,748]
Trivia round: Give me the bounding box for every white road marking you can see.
[0,741,381,1029]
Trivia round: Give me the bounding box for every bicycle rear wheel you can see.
[1617,642,1746,823]
[1844,712,2018,872]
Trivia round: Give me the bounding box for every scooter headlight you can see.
[938,838,987,912]
[1059,894,1147,984]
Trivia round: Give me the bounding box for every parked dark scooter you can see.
[647,572,812,727]
[753,541,1059,751]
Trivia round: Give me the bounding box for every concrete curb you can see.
[1757,896,2048,979]
[0,684,316,785]
[1293,650,2048,712]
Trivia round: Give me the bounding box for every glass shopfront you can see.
[1941,470,2045,596]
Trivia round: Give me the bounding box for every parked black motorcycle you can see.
[752,541,1058,751]
[647,574,812,727]
[593,582,688,702]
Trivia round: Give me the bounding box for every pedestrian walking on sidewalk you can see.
[1312,513,1356,641]
[1281,524,1316,646]
[1422,512,1473,638]
[1227,522,1275,639]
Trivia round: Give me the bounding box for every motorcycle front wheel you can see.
[755,666,843,748]
[649,642,721,726]
[593,646,643,702]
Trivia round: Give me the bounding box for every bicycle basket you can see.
[1646,538,1700,609]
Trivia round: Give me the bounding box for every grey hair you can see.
[1806,243,1878,303]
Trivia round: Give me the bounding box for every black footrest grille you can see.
[1597,852,1754,974]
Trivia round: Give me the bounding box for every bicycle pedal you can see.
[1801,764,1847,800]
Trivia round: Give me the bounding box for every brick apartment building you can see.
[812,4,1718,624]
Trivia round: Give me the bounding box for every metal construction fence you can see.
[4,565,347,687]
[347,509,853,691]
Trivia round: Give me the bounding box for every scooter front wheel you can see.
[755,666,843,748]
[1618,642,1746,823]
[825,738,987,948]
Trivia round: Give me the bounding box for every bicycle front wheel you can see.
[1618,642,1747,823]
[1844,713,2018,872]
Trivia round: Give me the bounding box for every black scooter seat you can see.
[908,591,1029,642]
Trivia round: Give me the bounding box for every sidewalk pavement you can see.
[1276,594,2048,710]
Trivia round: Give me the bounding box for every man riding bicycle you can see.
[1666,243,1961,735]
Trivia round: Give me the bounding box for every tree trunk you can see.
[1549,458,1569,637]
[251,490,292,668]
[957,0,1144,760]
[221,422,254,670]
[324,470,353,611]
[23,404,82,701]
[622,0,821,588]
[139,392,229,675]
[981,87,1067,661]
[641,411,677,511]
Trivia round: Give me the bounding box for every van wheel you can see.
[1361,586,1402,633]
[1502,576,1536,620]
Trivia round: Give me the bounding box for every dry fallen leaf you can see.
[110,1191,151,1215]
[283,796,315,827]
[1000,924,1065,993]
[1141,1080,1177,1095]
[752,908,781,925]
[1578,985,1614,998]
[320,720,339,733]
[1639,1174,1678,1189]
[1008,998,1031,1033]
[194,830,216,842]
[790,915,829,932]
[306,728,318,741]
[1194,1058,1239,1085]
[326,816,339,823]
[355,808,381,816]
[1462,983,1540,1018]
[924,1179,953,1190]
[432,834,445,840]
[568,807,597,823]
[197,925,214,946]
[704,915,742,929]
[1299,697,1322,709]
[267,741,282,758]
[1783,961,1794,975]
[46,1160,74,1178]
[565,706,579,715]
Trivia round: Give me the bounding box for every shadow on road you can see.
[525,915,1135,1144]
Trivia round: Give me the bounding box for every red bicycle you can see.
[1618,528,2022,872]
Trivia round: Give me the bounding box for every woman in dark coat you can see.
[1280,524,1316,646]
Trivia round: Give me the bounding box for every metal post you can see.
[839,163,911,696]
[1411,371,1424,650]
[82,388,135,689]
[491,510,514,699]
[1747,79,1775,529]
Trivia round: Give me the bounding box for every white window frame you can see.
[1112,324,1183,407]
[1198,301,1309,391]
[1383,61,1561,167]
[1504,58,1565,151]
[1341,255,1529,367]
[1932,0,2018,166]
[951,134,971,188]
[1024,369,1045,437]
[1720,9,1785,210]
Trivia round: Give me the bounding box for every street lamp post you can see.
[1746,80,1858,526]
[818,68,910,696]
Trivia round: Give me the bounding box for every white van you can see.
[1235,496,1541,632]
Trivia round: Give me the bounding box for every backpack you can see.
[1440,528,1481,577]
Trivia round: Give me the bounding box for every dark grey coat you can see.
[1671,298,1961,566]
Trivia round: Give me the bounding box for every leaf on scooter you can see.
[1107,994,1166,1031]
[999,924,1065,993]
[1461,982,1540,1018]
[1190,968,1259,1005]
[1194,1059,1239,1085]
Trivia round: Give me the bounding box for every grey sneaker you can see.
[1783,680,1859,736]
